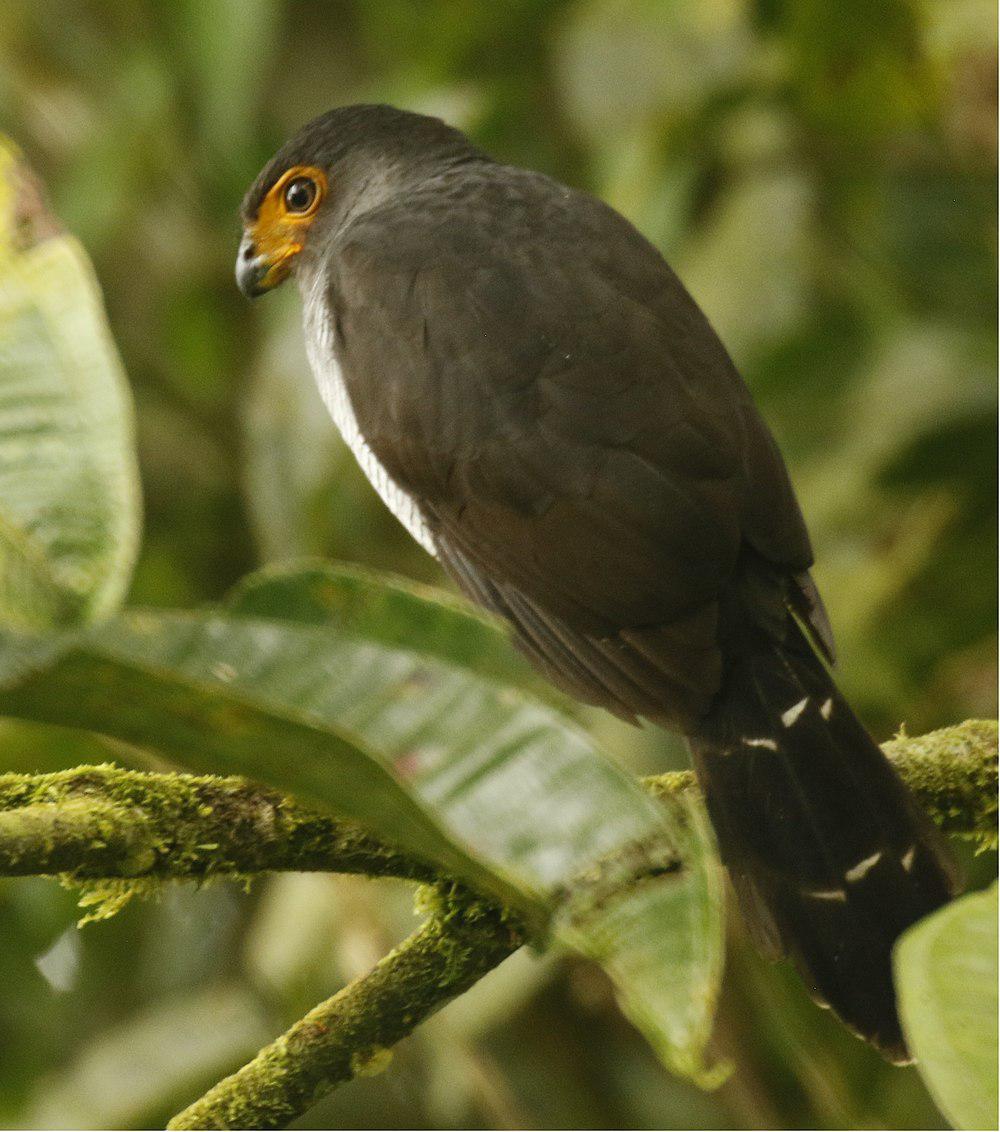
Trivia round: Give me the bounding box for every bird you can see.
[236,103,956,1060]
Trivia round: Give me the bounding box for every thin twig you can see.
[167,886,524,1131]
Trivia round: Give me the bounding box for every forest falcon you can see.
[237,104,955,1059]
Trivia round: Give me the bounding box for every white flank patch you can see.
[845,851,882,883]
[781,697,809,728]
[302,276,438,556]
[820,697,833,720]
[901,845,917,872]
[744,737,778,751]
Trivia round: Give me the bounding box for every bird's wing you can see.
[325,170,826,717]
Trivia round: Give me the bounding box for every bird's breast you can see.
[302,282,437,556]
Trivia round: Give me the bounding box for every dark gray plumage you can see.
[239,104,955,1059]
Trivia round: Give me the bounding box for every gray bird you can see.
[237,104,955,1060]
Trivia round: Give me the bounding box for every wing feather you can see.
[319,165,823,723]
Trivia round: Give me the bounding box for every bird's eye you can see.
[283,176,318,214]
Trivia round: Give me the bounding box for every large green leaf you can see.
[226,559,560,705]
[0,139,140,634]
[0,561,725,1080]
[895,883,998,1131]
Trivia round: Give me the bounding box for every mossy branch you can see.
[1,722,993,892]
[167,885,524,1131]
[881,720,998,850]
[0,763,438,883]
[0,719,994,1129]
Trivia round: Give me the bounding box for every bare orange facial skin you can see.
[247,165,328,289]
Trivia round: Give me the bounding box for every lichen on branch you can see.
[881,719,998,850]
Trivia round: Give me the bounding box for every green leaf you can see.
[895,882,998,1130]
[226,559,555,704]
[0,139,141,634]
[0,562,725,1081]
[0,625,528,920]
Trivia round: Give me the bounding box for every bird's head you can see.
[236,104,481,298]
[236,162,328,297]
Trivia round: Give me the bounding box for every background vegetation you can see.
[0,1,995,1128]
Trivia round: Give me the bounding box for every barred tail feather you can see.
[692,625,957,1061]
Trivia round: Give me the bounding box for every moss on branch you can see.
[167,885,524,1131]
[0,719,994,1130]
[0,764,437,883]
[1,721,992,891]
[882,719,998,850]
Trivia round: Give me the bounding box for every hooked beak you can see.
[235,233,270,298]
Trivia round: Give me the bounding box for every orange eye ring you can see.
[242,164,329,293]
[272,165,327,219]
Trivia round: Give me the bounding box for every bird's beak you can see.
[235,233,271,299]
[236,230,301,298]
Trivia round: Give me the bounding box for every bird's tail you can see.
[691,623,957,1060]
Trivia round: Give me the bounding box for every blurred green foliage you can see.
[0,1,995,1128]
